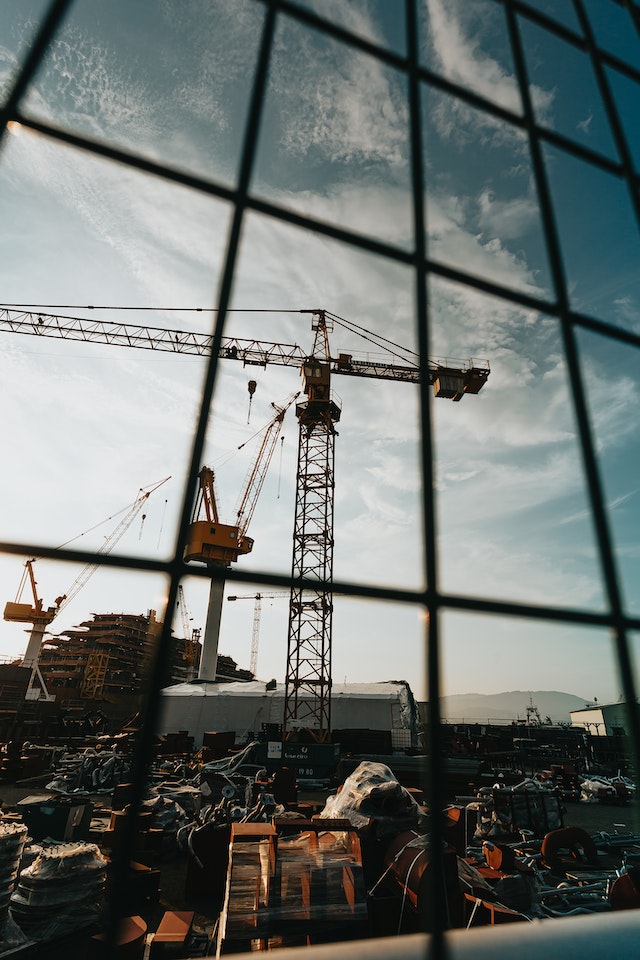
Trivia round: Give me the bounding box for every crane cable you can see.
[57,476,170,613]
[14,562,32,603]
[325,309,418,364]
[18,477,171,616]
[55,502,137,550]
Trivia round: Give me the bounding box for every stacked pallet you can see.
[217,820,368,954]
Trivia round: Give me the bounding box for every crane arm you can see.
[0,307,308,366]
[57,475,170,613]
[0,307,489,391]
[25,559,45,612]
[234,393,299,539]
[192,467,220,524]
[227,592,291,601]
[177,585,191,641]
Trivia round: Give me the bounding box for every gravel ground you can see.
[561,799,639,835]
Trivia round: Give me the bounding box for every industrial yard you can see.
[3,1,640,958]
[1,719,640,957]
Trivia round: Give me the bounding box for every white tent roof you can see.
[159,679,416,747]
[161,680,408,699]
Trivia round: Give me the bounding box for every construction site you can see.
[0,307,489,745]
[0,306,499,955]
[2,307,640,957]
[2,1,640,958]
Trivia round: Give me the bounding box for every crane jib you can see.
[0,308,490,390]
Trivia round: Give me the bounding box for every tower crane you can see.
[184,393,299,680]
[3,476,170,700]
[0,306,490,738]
[227,592,290,677]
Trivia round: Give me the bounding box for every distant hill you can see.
[437,690,592,725]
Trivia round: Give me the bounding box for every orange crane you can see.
[184,394,299,680]
[3,476,170,700]
[0,306,489,738]
[227,591,290,677]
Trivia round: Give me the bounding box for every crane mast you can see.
[1,306,490,735]
[284,314,341,741]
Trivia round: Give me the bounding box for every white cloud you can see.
[428,191,542,294]
[613,296,640,332]
[2,128,231,307]
[577,112,593,134]
[477,188,540,241]
[424,0,554,122]
[270,16,408,168]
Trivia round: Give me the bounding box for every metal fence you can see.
[2,0,640,956]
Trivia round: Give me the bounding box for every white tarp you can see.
[159,680,416,748]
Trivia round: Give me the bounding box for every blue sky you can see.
[0,0,639,706]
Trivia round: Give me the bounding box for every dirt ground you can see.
[561,798,639,835]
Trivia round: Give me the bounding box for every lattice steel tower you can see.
[284,312,341,743]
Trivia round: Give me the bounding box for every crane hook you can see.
[247,379,257,424]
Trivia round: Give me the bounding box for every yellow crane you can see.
[3,476,170,700]
[4,560,59,701]
[184,394,299,680]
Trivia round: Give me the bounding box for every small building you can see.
[570,701,630,736]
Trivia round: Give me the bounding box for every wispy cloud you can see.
[477,188,540,242]
[577,111,593,134]
[560,490,638,526]
[269,15,408,168]
[423,0,554,123]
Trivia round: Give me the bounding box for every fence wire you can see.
[1,0,640,955]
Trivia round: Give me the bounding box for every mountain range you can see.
[437,690,599,725]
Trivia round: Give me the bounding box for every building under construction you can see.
[34,609,257,717]
[37,610,170,710]
[0,609,262,741]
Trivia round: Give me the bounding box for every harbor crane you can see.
[3,476,170,700]
[184,394,299,681]
[0,306,490,739]
[227,592,290,677]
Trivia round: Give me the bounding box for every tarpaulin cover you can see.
[318,761,421,834]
